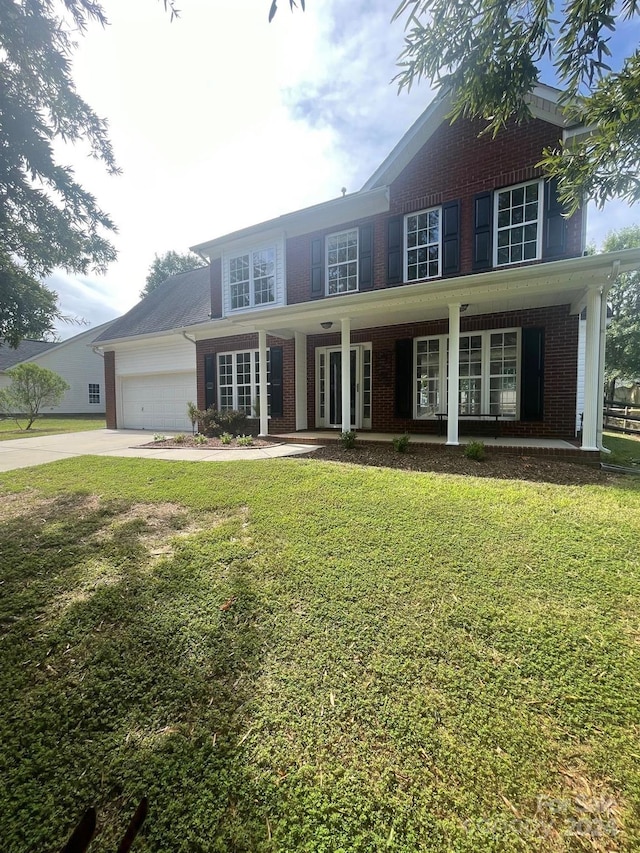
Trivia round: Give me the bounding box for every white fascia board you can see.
[361,94,453,191]
[190,248,640,336]
[191,187,390,261]
[94,323,209,349]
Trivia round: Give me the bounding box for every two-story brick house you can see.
[96,84,640,452]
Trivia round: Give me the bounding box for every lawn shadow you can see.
[0,493,270,852]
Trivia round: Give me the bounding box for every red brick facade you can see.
[195,113,583,440]
[286,116,583,307]
[104,350,117,429]
[196,334,296,432]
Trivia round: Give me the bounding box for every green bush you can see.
[197,407,249,437]
[340,430,357,449]
[173,433,186,444]
[220,432,233,445]
[194,434,208,445]
[464,440,486,461]
[392,433,410,453]
[236,434,254,447]
[153,433,166,442]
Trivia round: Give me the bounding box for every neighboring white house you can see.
[0,321,114,415]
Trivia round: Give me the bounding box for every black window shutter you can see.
[442,200,460,276]
[543,178,566,259]
[311,238,324,298]
[387,216,403,285]
[521,328,544,421]
[359,223,374,290]
[395,338,413,418]
[204,353,216,410]
[269,346,283,418]
[473,191,493,271]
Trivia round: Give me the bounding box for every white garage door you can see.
[120,373,196,431]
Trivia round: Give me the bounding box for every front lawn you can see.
[0,415,105,440]
[1,457,639,852]
[603,431,640,468]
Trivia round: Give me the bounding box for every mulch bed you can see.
[142,436,636,486]
[303,443,633,486]
[141,436,272,449]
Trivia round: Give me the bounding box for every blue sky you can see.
[50,0,640,338]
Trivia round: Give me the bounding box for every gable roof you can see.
[94,266,211,344]
[362,84,578,191]
[0,339,60,371]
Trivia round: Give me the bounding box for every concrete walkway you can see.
[0,429,317,473]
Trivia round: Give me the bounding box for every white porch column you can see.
[446,303,460,446]
[582,286,602,451]
[341,316,351,433]
[294,331,308,431]
[258,329,269,437]
[596,286,609,451]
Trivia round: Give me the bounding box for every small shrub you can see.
[464,440,486,461]
[340,430,357,449]
[198,407,249,437]
[187,401,200,434]
[173,433,186,444]
[236,434,254,447]
[153,433,166,442]
[392,433,410,453]
[194,434,208,445]
[220,432,233,445]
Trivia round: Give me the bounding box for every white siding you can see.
[114,337,196,376]
[221,238,286,317]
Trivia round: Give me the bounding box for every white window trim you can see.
[493,179,543,268]
[227,247,277,312]
[325,228,359,296]
[88,383,100,405]
[404,206,442,282]
[413,328,521,420]
[217,348,270,417]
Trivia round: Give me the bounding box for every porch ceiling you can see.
[189,249,640,341]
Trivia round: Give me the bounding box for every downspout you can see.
[182,331,196,345]
[597,260,619,452]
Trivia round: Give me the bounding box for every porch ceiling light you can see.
[320,321,333,329]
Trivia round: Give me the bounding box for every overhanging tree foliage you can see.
[393,0,640,214]
[0,362,69,430]
[0,0,177,349]
[140,250,203,299]
[603,225,640,399]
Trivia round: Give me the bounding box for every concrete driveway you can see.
[0,429,316,472]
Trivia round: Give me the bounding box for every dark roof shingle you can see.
[0,339,59,371]
[94,266,211,343]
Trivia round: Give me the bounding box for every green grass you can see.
[1,457,639,852]
[603,431,640,468]
[0,415,105,440]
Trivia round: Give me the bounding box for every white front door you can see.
[316,344,371,429]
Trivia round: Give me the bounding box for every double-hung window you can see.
[494,180,542,266]
[218,350,270,416]
[405,207,441,281]
[326,229,358,295]
[88,383,100,404]
[415,329,519,419]
[229,248,276,310]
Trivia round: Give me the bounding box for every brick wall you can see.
[196,334,296,432]
[285,116,583,307]
[104,350,117,429]
[305,304,579,439]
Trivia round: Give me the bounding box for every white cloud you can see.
[48,0,639,339]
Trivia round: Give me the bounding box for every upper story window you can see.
[494,180,543,266]
[326,229,358,295]
[229,248,276,310]
[405,207,441,281]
